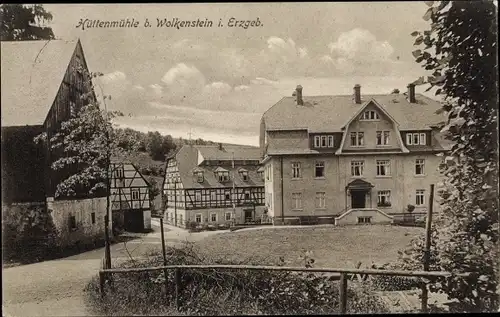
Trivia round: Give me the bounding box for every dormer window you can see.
[257,166,264,180]
[360,110,380,121]
[214,167,230,182]
[313,135,335,148]
[193,168,204,183]
[239,168,249,181]
[406,132,427,146]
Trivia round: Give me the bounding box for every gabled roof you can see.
[214,166,229,173]
[262,93,445,132]
[1,40,78,127]
[169,144,264,189]
[196,145,261,161]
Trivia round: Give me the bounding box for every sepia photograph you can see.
[1,1,499,316]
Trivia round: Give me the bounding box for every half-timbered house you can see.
[163,144,266,228]
[110,161,152,233]
[1,39,110,247]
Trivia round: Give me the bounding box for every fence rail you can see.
[99,264,470,314]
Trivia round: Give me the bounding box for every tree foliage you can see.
[409,0,498,312]
[35,71,132,199]
[0,4,55,41]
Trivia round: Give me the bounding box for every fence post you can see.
[99,270,106,298]
[160,217,169,300]
[421,184,435,313]
[339,273,348,314]
[175,267,181,310]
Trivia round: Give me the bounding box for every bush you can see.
[2,204,61,263]
[84,243,389,316]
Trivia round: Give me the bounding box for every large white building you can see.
[259,84,451,225]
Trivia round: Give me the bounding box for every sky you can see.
[45,2,437,146]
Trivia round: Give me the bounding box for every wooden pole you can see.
[339,273,348,314]
[175,268,181,310]
[160,217,169,299]
[174,181,177,227]
[421,184,435,313]
[99,270,106,297]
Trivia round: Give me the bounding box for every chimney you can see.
[218,143,223,150]
[295,85,303,106]
[407,83,416,103]
[353,84,361,104]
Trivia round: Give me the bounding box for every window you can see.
[415,159,425,175]
[406,133,427,145]
[351,161,364,177]
[361,110,380,120]
[225,191,231,200]
[115,167,124,179]
[131,189,140,200]
[265,165,271,181]
[225,212,232,221]
[244,190,251,200]
[292,162,301,179]
[292,193,302,210]
[196,172,204,183]
[315,161,325,178]
[314,136,321,147]
[413,133,420,145]
[257,169,264,180]
[328,135,334,147]
[195,191,202,202]
[376,160,391,176]
[315,192,326,209]
[350,132,364,146]
[195,214,202,223]
[69,215,77,230]
[91,212,96,224]
[217,171,229,182]
[357,216,372,224]
[321,136,327,147]
[416,189,425,206]
[377,190,391,207]
[240,170,248,181]
[210,190,216,201]
[376,131,390,145]
[266,193,273,208]
[419,133,426,145]
[210,213,217,222]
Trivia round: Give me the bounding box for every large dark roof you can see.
[1,40,78,127]
[262,93,446,132]
[171,144,263,189]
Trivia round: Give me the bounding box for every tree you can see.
[0,4,55,41]
[409,1,498,312]
[391,88,400,94]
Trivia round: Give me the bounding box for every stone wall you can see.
[47,197,111,248]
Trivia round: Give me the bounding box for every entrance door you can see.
[351,191,366,208]
[244,210,253,223]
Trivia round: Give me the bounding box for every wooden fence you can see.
[99,264,469,314]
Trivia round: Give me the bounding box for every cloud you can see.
[100,71,127,84]
[234,85,250,91]
[161,63,205,86]
[328,28,394,61]
[250,77,278,86]
[149,84,163,96]
[203,81,232,96]
[133,85,145,90]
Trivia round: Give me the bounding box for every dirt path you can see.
[2,222,226,317]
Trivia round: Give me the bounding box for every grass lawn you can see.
[195,225,424,268]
